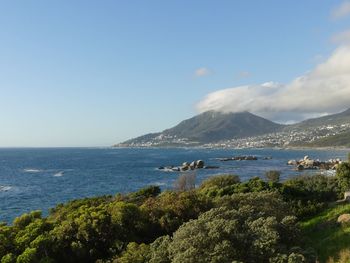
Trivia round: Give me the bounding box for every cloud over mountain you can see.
[197,45,350,123]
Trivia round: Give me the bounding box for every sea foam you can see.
[24,169,42,173]
[53,171,64,177]
[0,185,12,192]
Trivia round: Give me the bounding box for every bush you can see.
[265,170,281,183]
[336,162,350,193]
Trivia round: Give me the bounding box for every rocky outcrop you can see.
[159,160,216,172]
[287,156,342,171]
[337,214,350,225]
[219,156,258,161]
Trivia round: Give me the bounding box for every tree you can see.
[336,162,350,192]
[145,192,303,263]
[265,170,281,183]
[114,242,150,263]
[174,172,196,192]
[162,205,302,263]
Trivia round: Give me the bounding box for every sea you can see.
[0,147,348,223]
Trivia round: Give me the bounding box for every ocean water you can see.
[0,147,348,223]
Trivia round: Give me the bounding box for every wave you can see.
[24,169,42,173]
[53,171,64,177]
[0,185,12,192]
[153,182,167,186]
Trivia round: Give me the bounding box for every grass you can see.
[301,203,350,262]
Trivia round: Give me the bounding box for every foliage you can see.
[2,165,350,263]
[199,176,269,197]
[154,205,304,262]
[336,162,350,192]
[327,249,350,263]
[281,174,342,218]
[173,172,196,191]
[113,242,150,263]
[141,190,212,235]
[301,203,350,262]
[265,170,281,183]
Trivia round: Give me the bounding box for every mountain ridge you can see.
[117,108,350,147]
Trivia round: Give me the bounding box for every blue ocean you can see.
[0,147,348,223]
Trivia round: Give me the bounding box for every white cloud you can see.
[331,1,350,19]
[331,30,350,44]
[194,67,211,77]
[196,45,350,123]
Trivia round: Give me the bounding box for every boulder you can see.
[287,160,297,165]
[189,161,196,169]
[181,165,190,171]
[297,164,304,171]
[337,214,350,224]
[304,159,315,166]
[182,162,190,167]
[344,191,350,201]
[196,160,204,169]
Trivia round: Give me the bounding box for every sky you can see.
[0,1,349,147]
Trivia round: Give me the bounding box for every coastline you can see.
[112,145,350,151]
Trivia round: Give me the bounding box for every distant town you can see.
[119,122,350,148]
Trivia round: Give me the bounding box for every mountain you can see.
[118,111,284,146]
[116,108,350,148]
[286,108,350,131]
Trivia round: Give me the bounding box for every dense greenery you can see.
[1,162,350,263]
[301,203,350,262]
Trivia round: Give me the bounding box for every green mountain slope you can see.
[161,111,283,142]
[287,108,350,131]
[121,111,284,145]
[306,131,350,147]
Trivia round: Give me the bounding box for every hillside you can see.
[305,131,350,148]
[301,203,350,262]
[117,108,350,148]
[287,108,350,131]
[162,111,283,142]
[119,111,284,146]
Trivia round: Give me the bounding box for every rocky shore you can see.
[158,160,219,172]
[287,155,342,171]
[219,155,258,161]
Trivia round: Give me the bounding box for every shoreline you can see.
[112,145,350,151]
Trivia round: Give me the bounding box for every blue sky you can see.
[0,0,349,147]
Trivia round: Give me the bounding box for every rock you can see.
[204,166,219,169]
[181,165,189,171]
[159,160,206,172]
[345,192,350,201]
[297,164,304,171]
[196,160,204,169]
[219,158,232,161]
[337,214,350,224]
[304,159,315,166]
[287,160,297,165]
[189,161,196,169]
[221,156,258,161]
[304,155,309,160]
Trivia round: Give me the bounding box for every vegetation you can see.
[305,131,350,148]
[1,162,350,262]
[301,203,350,262]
